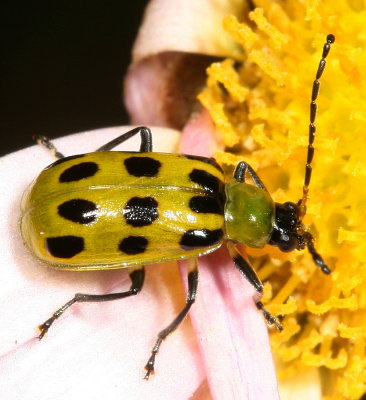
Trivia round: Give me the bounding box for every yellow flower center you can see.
[199,3,366,399]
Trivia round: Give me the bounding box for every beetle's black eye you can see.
[277,234,298,252]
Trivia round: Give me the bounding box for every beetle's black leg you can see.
[34,126,152,158]
[33,135,65,159]
[227,242,282,330]
[227,241,263,293]
[233,161,268,192]
[38,267,145,339]
[144,259,198,380]
[96,126,153,152]
[256,301,282,330]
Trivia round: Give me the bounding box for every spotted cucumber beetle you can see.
[21,35,334,379]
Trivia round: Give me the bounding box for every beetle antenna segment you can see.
[298,34,335,219]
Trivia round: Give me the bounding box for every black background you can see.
[1,1,149,156]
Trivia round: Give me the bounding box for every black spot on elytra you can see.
[119,236,148,255]
[124,156,161,177]
[59,162,98,182]
[58,199,98,224]
[184,155,223,173]
[46,236,84,258]
[123,197,158,227]
[45,154,85,170]
[189,169,224,195]
[180,229,223,250]
[189,196,224,215]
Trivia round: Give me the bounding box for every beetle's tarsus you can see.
[144,355,156,380]
[144,337,161,379]
[256,301,283,331]
[33,134,65,159]
[38,318,53,339]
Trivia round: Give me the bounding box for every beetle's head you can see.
[268,201,330,274]
[269,202,302,252]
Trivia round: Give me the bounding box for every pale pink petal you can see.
[0,127,208,399]
[178,115,280,400]
[125,0,247,129]
[131,0,246,64]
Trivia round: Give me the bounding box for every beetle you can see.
[21,35,334,379]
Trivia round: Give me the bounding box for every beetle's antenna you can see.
[298,34,335,219]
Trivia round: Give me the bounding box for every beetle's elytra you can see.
[21,35,334,379]
[21,151,227,268]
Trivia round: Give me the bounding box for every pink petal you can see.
[180,109,221,156]
[0,127,208,399]
[178,114,280,400]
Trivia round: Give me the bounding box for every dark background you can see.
[1,2,149,156]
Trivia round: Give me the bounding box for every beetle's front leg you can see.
[226,242,282,331]
[233,161,268,192]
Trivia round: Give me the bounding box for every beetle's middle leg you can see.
[34,126,152,159]
[38,267,145,339]
[96,126,152,152]
[226,242,282,330]
[144,259,198,380]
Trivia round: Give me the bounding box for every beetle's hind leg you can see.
[38,267,145,339]
[144,259,198,380]
[33,135,65,159]
[227,242,282,331]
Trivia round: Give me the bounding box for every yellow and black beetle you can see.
[21,35,334,378]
